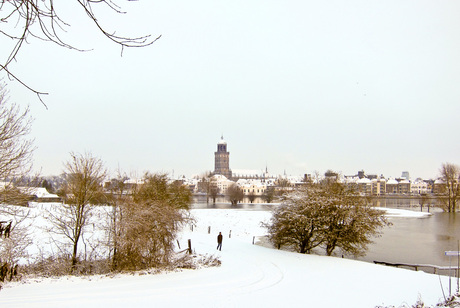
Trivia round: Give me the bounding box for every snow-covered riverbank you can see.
[0,207,453,307]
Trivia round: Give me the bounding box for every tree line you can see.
[0,148,194,282]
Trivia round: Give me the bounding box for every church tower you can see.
[214,136,232,179]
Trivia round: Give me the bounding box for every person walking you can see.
[217,232,223,251]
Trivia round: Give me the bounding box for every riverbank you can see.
[0,207,454,307]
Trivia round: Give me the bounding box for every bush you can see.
[111,174,193,271]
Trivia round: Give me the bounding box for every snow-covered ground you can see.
[0,207,453,307]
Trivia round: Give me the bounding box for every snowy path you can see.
[0,209,451,307]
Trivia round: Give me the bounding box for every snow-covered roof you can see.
[232,169,262,176]
[357,178,371,184]
[212,174,234,182]
[124,179,144,185]
[386,179,398,185]
[25,187,59,199]
[237,179,265,188]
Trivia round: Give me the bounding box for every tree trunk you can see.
[71,241,78,271]
[326,244,334,256]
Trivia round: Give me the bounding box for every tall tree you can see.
[46,152,106,271]
[438,163,460,212]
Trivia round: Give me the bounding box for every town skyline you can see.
[32,135,452,181]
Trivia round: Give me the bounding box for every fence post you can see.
[253,236,255,244]
[176,240,181,250]
[208,226,211,234]
[229,230,232,238]
[188,239,192,254]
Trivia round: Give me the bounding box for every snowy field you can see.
[0,206,453,307]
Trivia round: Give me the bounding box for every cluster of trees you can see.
[264,181,390,257]
[197,174,278,206]
[42,153,193,273]
[197,175,245,205]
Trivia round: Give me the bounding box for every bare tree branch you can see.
[0,1,160,101]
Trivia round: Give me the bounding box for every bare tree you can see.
[0,1,161,102]
[0,82,34,180]
[197,172,216,204]
[46,152,106,271]
[419,194,430,212]
[103,170,129,270]
[247,191,256,204]
[0,81,35,208]
[439,163,460,212]
[209,177,219,205]
[226,183,243,206]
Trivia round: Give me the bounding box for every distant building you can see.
[214,136,232,179]
[24,187,61,202]
[411,179,429,195]
[237,179,267,196]
[433,179,445,194]
[212,174,234,194]
[357,178,371,195]
[386,179,399,194]
[371,177,386,196]
[398,179,411,194]
[401,171,410,180]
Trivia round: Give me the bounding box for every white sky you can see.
[3,0,460,179]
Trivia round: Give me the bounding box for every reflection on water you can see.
[193,196,460,268]
[371,196,437,210]
[359,212,460,267]
[192,195,277,211]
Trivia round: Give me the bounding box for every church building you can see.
[214,136,232,179]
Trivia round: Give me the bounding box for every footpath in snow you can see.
[0,208,452,308]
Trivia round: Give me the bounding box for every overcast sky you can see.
[3,0,460,179]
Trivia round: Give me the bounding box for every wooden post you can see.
[188,239,192,254]
[229,230,232,238]
[252,236,255,244]
[208,226,211,234]
[176,240,181,250]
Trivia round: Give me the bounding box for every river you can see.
[193,195,460,271]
